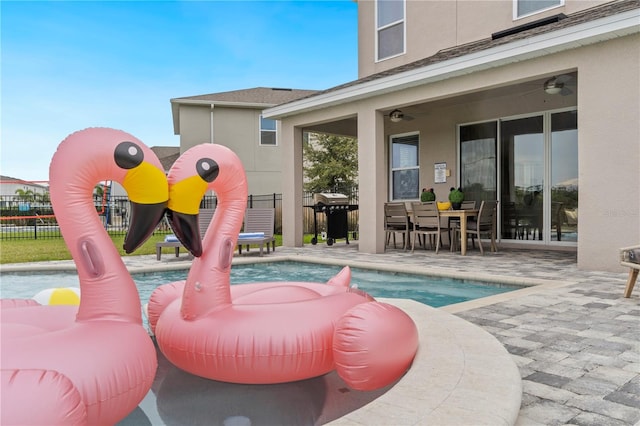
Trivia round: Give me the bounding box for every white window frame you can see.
[259,115,277,146]
[375,0,406,62]
[513,0,563,20]
[389,132,420,201]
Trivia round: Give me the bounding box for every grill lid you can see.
[313,193,349,205]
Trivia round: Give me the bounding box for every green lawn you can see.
[0,234,317,264]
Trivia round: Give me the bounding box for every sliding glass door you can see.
[459,109,577,245]
[500,116,544,241]
[459,122,497,201]
[550,110,578,242]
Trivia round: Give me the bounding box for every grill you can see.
[306,193,358,246]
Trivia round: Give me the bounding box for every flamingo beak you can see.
[166,175,209,257]
[121,161,170,253]
[123,202,167,253]
[166,210,203,257]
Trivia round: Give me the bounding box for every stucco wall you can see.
[358,0,611,78]
[575,35,640,271]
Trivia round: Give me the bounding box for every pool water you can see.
[0,261,520,308]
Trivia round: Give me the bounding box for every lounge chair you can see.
[620,245,640,297]
[156,209,215,260]
[237,208,276,256]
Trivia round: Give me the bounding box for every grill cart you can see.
[307,193,358,246]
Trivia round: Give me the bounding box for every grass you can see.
[0,234,318,264]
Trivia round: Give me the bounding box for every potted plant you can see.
[420,188,436,202]
[448,187,464,209]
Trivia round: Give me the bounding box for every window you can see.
[260,115,276,146]
[390,133,419,200]
[514,0,562,19]
[376,0,405,61]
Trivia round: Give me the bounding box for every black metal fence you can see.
[0,191,359,241]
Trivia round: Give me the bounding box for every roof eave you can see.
[263,8,640,119]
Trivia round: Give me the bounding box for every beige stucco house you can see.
[264,0,639,272]
[170,87,317,195]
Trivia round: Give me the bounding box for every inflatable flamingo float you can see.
[148,143,419,390]
[1,128,167,425]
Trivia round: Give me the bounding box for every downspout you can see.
[210,104,215,143]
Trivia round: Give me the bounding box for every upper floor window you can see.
[376,0,405,61]
[260,115,277,146]
[514,0,562,19]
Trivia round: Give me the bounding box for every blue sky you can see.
[1,0,358,181]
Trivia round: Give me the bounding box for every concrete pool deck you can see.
[2,244,639,425]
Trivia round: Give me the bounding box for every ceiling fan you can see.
[544,75,573,96]
[386,109,414,122]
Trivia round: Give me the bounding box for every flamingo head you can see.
[116,140,170,253]
[166,143,248,257]
[50,128,169,254]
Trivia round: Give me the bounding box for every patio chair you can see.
[156,209,215,260]
[410,202,447,254]
[237,208,276,256]
[453,200,498,255]
[384,202,410,250]
[447,200,476,246]
[620,245,640,298]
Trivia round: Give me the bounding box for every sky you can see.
[1,0,358,181]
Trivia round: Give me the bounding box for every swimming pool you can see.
[0,261,521,308]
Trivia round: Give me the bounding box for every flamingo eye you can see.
[197,158,219,183]
[114,141,144,169]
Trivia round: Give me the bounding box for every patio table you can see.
[439,209,479,255]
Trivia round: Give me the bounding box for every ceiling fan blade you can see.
[560,87,573,96]
[555,74,573,84]
[404,115,415,121]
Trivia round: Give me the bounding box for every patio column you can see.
[357,108,386,254]
[280,120,304,247]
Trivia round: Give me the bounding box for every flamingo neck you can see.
[180,194,246,320]
[50,172,141,324]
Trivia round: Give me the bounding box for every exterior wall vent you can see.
[492,13,567,40]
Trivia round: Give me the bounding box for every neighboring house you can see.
[264,0,639,272]
[150,146,180,175]
[0,175,49,197]
[170,87,317,195]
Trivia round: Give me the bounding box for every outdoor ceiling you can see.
[303,71,577,138]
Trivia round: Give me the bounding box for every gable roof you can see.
[172,87,318,106]
[265,0,639,118]
[150,146,180,173]
[170,87,318,134]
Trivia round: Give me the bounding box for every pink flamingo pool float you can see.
[1,128,168,425]
[148,144,419,390]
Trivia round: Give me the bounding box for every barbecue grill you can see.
[306,193,358,246]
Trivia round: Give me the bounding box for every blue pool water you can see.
[0,261,521,307]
